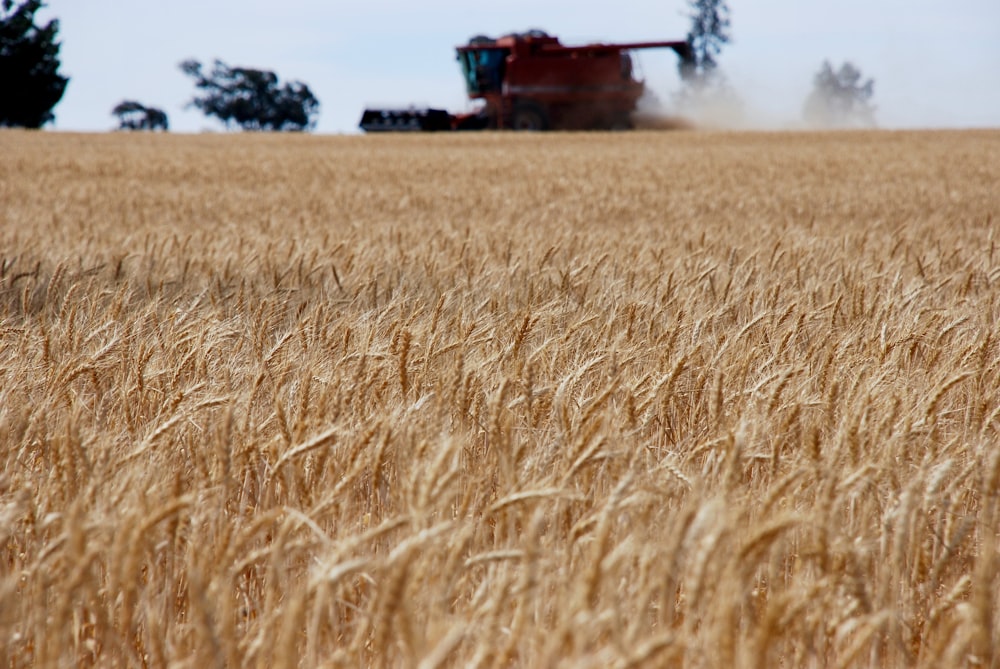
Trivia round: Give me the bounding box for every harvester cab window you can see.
[621,52,634,81]
[459,49,506,95]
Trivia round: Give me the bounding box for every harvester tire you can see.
[610,114,633,131]
[511,103,548,131]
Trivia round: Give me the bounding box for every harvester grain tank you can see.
[360,30,693,132]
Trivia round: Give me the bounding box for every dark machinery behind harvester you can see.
[360,30,693,132]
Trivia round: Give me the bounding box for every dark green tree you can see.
[681,0,731,84]
[673,0,740,123]
[179,59,319,132]
[112,100,169,131]
[0,0,68,128]
[804,61,875,128]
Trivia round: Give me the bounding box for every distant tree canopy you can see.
[681,0,731,85]
[673,0,741,123]
[804,61,875,128]
[112,100,168,131]
[179,59,319,132]
[0,0,68,128]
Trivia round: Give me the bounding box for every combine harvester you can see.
[360,30,693,132]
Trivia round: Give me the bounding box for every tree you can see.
[0,0,68,128]
[681,0,731,85]
[112,100,169,131]
[179,59,319,132]
[673,0,741,125]
[804,61,875,128]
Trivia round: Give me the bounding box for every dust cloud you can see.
[630,75,816,131]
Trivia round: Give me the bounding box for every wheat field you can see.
[1,128,999,667]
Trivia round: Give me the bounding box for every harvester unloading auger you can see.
[360,30,694,132]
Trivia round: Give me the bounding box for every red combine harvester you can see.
[360,30,693,132]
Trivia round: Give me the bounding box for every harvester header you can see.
[360,30,694,132]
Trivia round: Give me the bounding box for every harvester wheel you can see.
[510,103,548,131]
[610,114,633,131]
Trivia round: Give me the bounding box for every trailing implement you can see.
[360,30,693,132]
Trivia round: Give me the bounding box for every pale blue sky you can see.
[40,0,1000,133]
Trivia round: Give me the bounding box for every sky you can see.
[35,0,1000,134]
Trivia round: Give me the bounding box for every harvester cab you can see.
[359,30,693,132]
[457,36,508,96]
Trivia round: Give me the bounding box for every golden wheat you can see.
[1,128,998,667]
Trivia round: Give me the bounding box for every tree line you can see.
[0,0,319,132]
[677,0,875,128]
[1,0,877,132]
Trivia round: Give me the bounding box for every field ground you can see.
[2,128,999,667]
